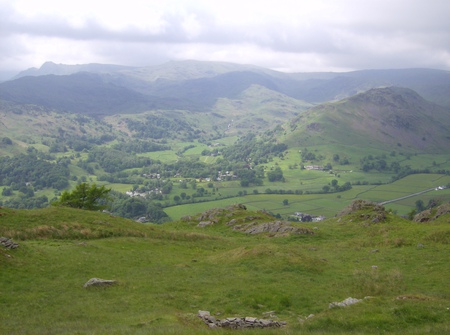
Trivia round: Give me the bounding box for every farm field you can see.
[165,174,450,220]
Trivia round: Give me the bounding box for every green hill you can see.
[284,87,450,153]
[1,203,449,334]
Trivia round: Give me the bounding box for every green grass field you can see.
[164,174,450,221]
[1,204,449,334]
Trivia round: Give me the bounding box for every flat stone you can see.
[83,278,117,288]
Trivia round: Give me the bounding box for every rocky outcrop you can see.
[337,200,387,223]
[413,202,450,222]
[198,310,285,329]
[0,237,19,249]
[232,221,314,236]
[184,204,313,236]
[338,200,386,216]
[83,278,117,288]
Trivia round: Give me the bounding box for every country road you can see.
[378,187,442,206]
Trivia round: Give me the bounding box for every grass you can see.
[1,203,449,334]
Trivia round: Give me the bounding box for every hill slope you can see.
[1,203,449,334]
[284,87,450,153]
[0,72,159,116]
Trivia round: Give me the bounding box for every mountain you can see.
[284,86,450,153]
[0,72,159,116]
[12,61,135,80]
[2,61,450,117]
[122,59,270,82]
[1,60,450,144]
[289,68,450,107]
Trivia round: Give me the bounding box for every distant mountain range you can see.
[2,61,450,113]
[1,60,450,154]
[11,61,135,79]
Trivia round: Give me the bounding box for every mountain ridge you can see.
[4,60,450,108]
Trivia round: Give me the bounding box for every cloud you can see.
[1,0,450,73]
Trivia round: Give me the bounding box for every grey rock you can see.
[83,278,117,288]
[329,297,362,308]
[198,310,284,329]
[197,221,213,227]
[0,237,19,249]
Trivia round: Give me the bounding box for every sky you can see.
[1,0,450,79]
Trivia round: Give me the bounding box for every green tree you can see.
[54,183,111,210]
[1,187,13,196]
[415,200,425,212]
[267,167,284,182]
[1,137,13,145]
[283,199,289,206]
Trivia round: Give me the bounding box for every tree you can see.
[283,199,289,206]
[415,200,425,212]
[1,137,13,145]
[54,183,111,210]
[267,167,284,182]
[1,187,13,196]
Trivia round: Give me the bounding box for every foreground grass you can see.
[1,205,449,334]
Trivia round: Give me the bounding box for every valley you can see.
[1,60,450,334]
[0,61,450,221]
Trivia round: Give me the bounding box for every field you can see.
[1,204,449,334]
[165,174,450,221]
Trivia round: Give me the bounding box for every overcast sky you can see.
[1,0,450,79]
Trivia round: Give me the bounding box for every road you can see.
[378,187,440,205]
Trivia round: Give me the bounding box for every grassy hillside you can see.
[1,203,449,334]
[284,87,450,153]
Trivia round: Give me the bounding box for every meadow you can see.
[1,203,449,334]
